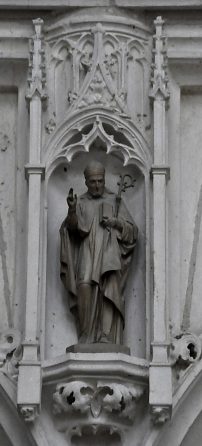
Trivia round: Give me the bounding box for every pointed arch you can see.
[43,107,152,178]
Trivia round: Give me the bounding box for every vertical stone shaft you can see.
[149,17,172,420]
[17,18,46,420]
[29,96,42,163]
[25,173,41,340]
[153,98,167,347]
[24,19,45,343]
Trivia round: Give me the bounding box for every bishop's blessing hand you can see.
[67,188,77,212]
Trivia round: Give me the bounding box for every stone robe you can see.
[60,189,137,344]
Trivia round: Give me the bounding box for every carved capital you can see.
[151,405,171,425]
[150,165,170,180]
[24,164,45,180]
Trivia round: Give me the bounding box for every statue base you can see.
[66,343,130,355]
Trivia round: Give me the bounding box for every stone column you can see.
[149,16,172,424]
[17,18,46,422]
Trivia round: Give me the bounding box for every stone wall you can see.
[0,2,201,446]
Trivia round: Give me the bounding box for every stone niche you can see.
[42,109,150,440]
[42,8,152,363]
[45,143,146,359]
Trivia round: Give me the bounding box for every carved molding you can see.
[24,164,46,180]
[43,352,149,384]
[0,0,201,8]
[150,165,170,180]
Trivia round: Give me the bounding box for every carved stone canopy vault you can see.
[44,109,152,178]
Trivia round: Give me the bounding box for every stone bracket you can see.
[52,378,146,438]
[43,353,149,436]
[53,379,144,420]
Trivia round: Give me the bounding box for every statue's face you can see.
[86,173,105,198]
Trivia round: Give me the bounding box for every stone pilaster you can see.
[149,16,172,423]
[17,19,46,422]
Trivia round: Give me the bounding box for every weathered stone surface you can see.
[0,3,202,446]
[0,0,202,9]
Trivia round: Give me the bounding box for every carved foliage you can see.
[171,332,202,367]
[27,19,47,101]
[53,380,144,421]
[0,329,21,377]
[150,16,169,101]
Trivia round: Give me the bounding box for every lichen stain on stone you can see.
[0,132,10,152]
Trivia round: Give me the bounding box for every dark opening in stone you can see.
[67,391,75,405]
[187,343,197,360]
